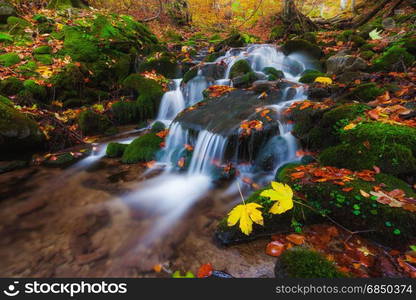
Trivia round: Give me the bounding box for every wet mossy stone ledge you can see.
[275,247,348,278]
[0,100,45,156]
[282,39,324,59]
[106,142,128,158]
[78,110,116,136]
[216,164,416,246]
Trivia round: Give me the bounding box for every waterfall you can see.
[184,70,209,106]
[157,79,185,124]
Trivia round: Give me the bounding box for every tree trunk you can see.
[282,0,318,33]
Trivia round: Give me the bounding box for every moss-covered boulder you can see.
[138,54,178,79]
[0,52,20,67]
[349,83,384,102]
[7,16,31,34]
[229,59,252,79]
[372,46,415,72]
[78,110,115,136]
[33,45,52,55]
[326,54,368,75]
[298,70,326,83]
[214,32,245,52]
[263,67,284,80]
[270,25,285,40]
[47,0,88,9]
[0,0,16,24]
[319,122,416,176]
[121,133,163,163]
[275,248,347,278]
[151,121,165,133]
[122,74,164,120]
[63,27,100,62]
[0,94,12,106]
[0,32,13,43]
[282,39,323,59]
[0,101,44,156]
[22,80,47,102]
[183,67,198,83]
[216,164,416,246]
[106,142,127,158]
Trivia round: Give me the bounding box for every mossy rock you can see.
[275,248,347,278]
[298,70,325,84]
[7,16,31,34]
[270,25,285,40]
[232,71,256,88]
[301,32,317,44]
[106,142,127,158]
[349,83,384,102]
[121,133,163,164]
[183,68,198,83]
[351,35,366,47]
[361,50,375,60]
[229,59,252,79]
[33,14,49,23]
[44,152,83,168]
[263,67,284,80]
[204,51,223,63]
[78,110,114,136]
[282,39,323,59]
[33,45,52,55]
[0,52,20,67]
[63,27,100,62]
[0,32,12,43]
[398,37,416,56]
[34,54,53,65]
[138,55,178,79]
[122,74,164,120]
[0,0,16,24]
[47,0,88,9]
[0,77,23,96]
[0,94,12,106]
[0,101,44,156]
[111,101,139,125]
[372,46,415,72]
[319,122,416,176]
[22,80,47,101]
[151,121,165,133]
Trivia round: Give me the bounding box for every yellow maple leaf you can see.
[227,203,264,235]
[260,182,294,214]
[314,77,333,85]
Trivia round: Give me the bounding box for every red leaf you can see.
[197,263,213,278]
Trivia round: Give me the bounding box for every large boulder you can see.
[282,39,323,59]
[0,101,44,156]
[326,54,368,75]
[0,0,16,24]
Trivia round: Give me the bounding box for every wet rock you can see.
[76,248,108,265]
[200,63,226,81]
[0,160,27,174]
[326,54,368,75]
[337,71,371,84]
[307,85,331,101]
[15,198,47,217]
[282,39,324,59]
[252,80,277,93]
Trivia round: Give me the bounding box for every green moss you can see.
[33,45,52,55]
[0,32,13,43]
[0,52,20,67]
[204,51,223,63]
[282,39,323,59]
[263,67,284,80]
[63,27,100,62]
[7,16,31,34]
[0,101,44,155]
[361,50,375,60]
[78,110,114,136]
[121,133,163,163]
[351,35,366,47]
[151,121,165,133]
[270,25,285,40]
[229,59,252,79]
[33,14,49,23]
[372,46,415,72]
[319,122,416,176]
[301,32,317,44]
[123,74,164,120]
[43,152,82,168]
[47,0,88,9]
[214,32,245,52]
[337,30,354,42]
[34,54,53,65]
[183,68,198,83]
[111,101,139,125]
[138,55,178,78]
[350,83,384,102]
[299,70,325,84]
[106,142,128,158]
[277,248,347,278]
[399,38,416,56]
[360,43,374,51]
[0,77,23,96]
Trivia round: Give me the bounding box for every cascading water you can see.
[124,44,317,242]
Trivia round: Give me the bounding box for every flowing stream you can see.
[123,44,316,243]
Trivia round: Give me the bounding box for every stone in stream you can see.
[199,62,227,82]
[326,54,368,75]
